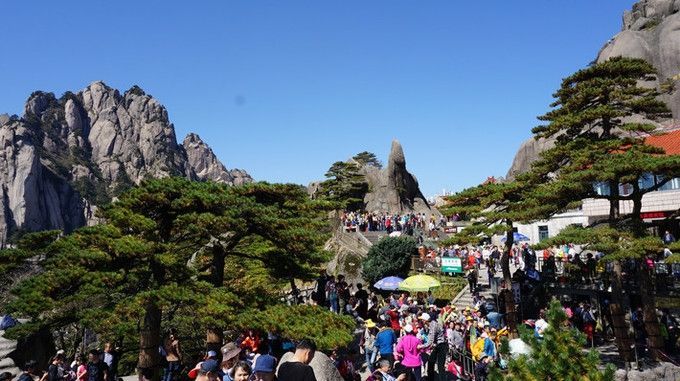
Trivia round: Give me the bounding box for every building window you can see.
[538,225,549,242]
[619,183,634,197]
[593,182,610,196]
[658,176,680,191]
[638,173,655,190]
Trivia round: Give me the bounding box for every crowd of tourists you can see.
[7,336,321,381]
[340,211,447,237]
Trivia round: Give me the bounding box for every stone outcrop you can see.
[0,81,250,244]
[363,140,435,215]
[599,0,680,117]
[278,351,343,381]
[183,133,252,185]
[614,362,680,381]
[507,0,680,178]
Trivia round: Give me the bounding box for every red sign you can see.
[641,211,672,219]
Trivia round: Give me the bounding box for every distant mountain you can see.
[506,0,680,179]
[0,81,251,244]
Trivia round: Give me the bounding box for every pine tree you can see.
[490,299,615,381]
[318,160,369,210]
[362,236,418,284]
[2,178,336,374]
[527,56,679,362]
[443,180,542,336]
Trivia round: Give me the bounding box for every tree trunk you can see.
[206,328,224,353]
[138,300,162,378]
[639,261,663,361]
[609,260,635,364]
[211,244,226,288]
[609,180,620,224]
[502,223,518,337]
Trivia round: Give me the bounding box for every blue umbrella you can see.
[500,232,530,242]
[373,276,404,290]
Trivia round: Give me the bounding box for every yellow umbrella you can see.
[398,274,441,292]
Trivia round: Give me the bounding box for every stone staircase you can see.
[0,322,20,378]
[360,231,387,245]
[451,265,496,311]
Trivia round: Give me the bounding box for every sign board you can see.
[441,257,463,274]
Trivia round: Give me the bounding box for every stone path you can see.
[452,264,498,311]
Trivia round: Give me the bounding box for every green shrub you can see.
[362,236,417,284]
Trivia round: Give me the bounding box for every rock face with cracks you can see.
[507,0,680,178]
[0,81,250,245]
[363,140,434,215]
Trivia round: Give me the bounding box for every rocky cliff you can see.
[0,81,250,244]
[507,0,680,178]
[363,140,435,215]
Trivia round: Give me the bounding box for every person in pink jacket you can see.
[395,324,423,381]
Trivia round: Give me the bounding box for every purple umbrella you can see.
[373,276,405,290]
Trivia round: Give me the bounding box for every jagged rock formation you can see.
[507,0,680,178]
[363,140,435,215]
[599,0,680,117]
[183,133,252,185]
[0,81,250,244]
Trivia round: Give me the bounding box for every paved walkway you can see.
[452,264,498,311]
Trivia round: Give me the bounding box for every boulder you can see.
[278,351,343,381]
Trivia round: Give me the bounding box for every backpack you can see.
[0,315,18,330]
[472,337,486,361]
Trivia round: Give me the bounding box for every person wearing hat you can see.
[220,343,242,381]
[196,360,221,381]
[360,320,378,372]
[419,312,448,381]
[251,355,276,381]
[395,324,422,381]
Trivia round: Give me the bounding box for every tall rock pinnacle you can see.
[363,140,433,214]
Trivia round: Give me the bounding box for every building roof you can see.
[645,128,680,155]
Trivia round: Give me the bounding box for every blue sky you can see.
[0,1,636,196]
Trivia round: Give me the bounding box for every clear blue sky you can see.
[0,1,637,196]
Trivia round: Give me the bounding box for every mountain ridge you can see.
[0,81,251,244]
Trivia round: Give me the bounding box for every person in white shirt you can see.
[534,309,549,338]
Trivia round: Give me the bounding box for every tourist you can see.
[534,309,549,339]
[163,329,182,381]
[102,344,118,381]
[360,320,378,372]
[195,360,220,381]
[46,353,65,381]
[355,283,369,319]
[374,321,397,365]
[277,339,317,381]
[420,312,448,381]
[75,356,87,381]
[312,270,328,307]
[251,355,276,381]
[18,361,39,381]
[86,350,108,381]
[664,230,676,244]
[368,359,406,381]
[394,324,422,381]
[325,275,339,313]
[474,356,492,381]
[220,343,242,381]
[228,362,252,381]
[336,275,350,314]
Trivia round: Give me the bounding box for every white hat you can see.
[404,324,414,333]
[419,313,431,321]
